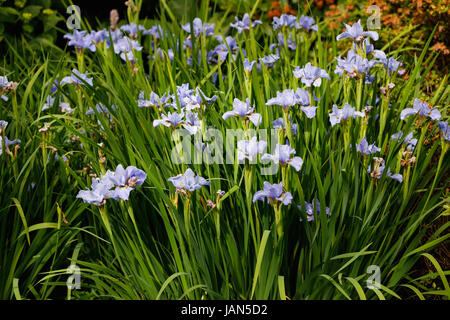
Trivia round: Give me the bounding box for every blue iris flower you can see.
[400,98,441,121]
[293,62,330,87]
[261,143,303,171]
[336,20,379,42]
[253,181,293,205]
[237,137,267,162]
[329,103,365,127]
[243,58,257,73]
[64,29,96,52]
[356,137,381,155]
[182,18,215,37]
[230,13,262,33]
[60,69,93,87]
[222,98,262,127]
[272,14,299,30]
[298,200,331,222]
[168,168,210,192]
[298,15,318,32]
[438,122,450,141]
[153,111,198,135]
[0,135,21,156]
[272,116,298,136]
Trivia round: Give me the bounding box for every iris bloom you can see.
[335,50,378,78]
[230,13,262,33]
[298,15,318,32]
[213,36,240,62]
[168,168,210,192]
[336,20,379,42]
[60,69,93,87]
[120,23,146,38]
[329,103,365,127]
[153,111,198,135]
[113,37,143,62]
[237,137,267,162]
[76,177,112,206]
[373,50,405,76]
[143,24,166,39]
[222,98,262,127]
[438,122,450,141]
[103,165,147,201]
[272,117,298,136]
[253,181,292,205]
[400,98,441,121]
[356,137,381,155]
[0,135,21,156]
[243,58,257,73]
[0,76,13,101]
[261,144,303,171]
[182,18,215,37]
[295,88,318,118]
[63,29,96,52]
[272,14,299,30]
[391,131,418,150]
[0,120,7,134]
[138,91,172,108]
[298,200,331,222]
[266,89,298,111]
[258,54,280,69]
[270,33,296,51]
[293,62,330,87]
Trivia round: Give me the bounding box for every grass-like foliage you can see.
[0,0,448,300]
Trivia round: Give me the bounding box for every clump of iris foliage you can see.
[0,0,449,300]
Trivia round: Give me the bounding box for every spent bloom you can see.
[261,143,303,171]
[230,13,262,33]
[400,98,441,121]
[253,181,293,205]
[168,168,210,192]
[298,200,331,222]
[222,98,262,127]
[336,20,379,42]
[368,158,403,183]
[293,62,330,87]
[356,137,381,155]
[329,103,365,127]
[237,137,267,162]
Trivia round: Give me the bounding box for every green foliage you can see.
[0,0,448,300]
